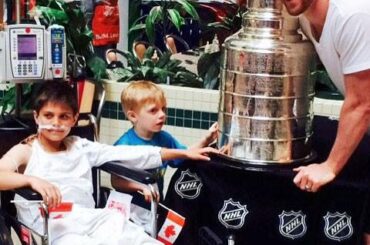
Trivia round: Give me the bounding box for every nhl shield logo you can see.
[279,211,307,239]
[174,170,203,199]
[324,212,353,241]
[218,198,248,229]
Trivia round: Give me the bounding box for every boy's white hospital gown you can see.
[14,136,163,245]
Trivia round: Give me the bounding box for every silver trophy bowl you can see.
[217,0,316,164]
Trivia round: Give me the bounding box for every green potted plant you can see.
[195,1,245,90]
[35,0,107,80]
[129,0,199,45]
[107,47,202,88]
[206,1,245,39]
[197,51,221,90]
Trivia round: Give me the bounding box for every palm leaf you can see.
[87,57,108,81]
[167,9,185,31]
[197,52,221,90]
[37,6,69,24]
[146,6,163,43]
[156,52,172,68]
[1,85,16,115]
[129,23,146,33]
[175,0,199,20]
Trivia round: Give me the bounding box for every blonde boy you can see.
[112,80,217,228]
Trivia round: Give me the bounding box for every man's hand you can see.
[293,162,336,192]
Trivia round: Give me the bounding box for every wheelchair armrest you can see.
[14,188,42,201]
[99,161,156,185]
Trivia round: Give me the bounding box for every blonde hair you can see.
[121,80,167,115]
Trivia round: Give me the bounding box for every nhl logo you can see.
[174,170,203,199]
[279,211,307,239]
[218,198,248,229]
[324,212,353,241]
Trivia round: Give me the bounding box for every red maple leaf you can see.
[164,225,176,238]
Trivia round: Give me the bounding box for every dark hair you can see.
[32,81,78,114]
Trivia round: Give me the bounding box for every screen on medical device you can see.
[17,35,37,60]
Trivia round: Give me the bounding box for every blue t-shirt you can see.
[115,128,186,163]
[114,128,186,200]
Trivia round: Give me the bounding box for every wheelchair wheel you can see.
[0,217,14,245]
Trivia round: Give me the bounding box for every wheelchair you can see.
[0,114,159,245]
[0,160,159,245]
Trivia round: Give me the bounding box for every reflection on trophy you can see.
[217,0,316,164]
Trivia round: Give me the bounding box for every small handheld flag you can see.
[157,209,185,245]
[20,225,33,245]
[39,202,73,219]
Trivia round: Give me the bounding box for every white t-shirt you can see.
[299,0,370,95]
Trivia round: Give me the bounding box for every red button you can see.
[25,27,31,33]
[55,69,61,75]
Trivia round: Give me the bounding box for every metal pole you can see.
[15,85,22,117]
[0,0,4,30]
[15,0,20,23]
[149,184,158,238]
[15,0,22,117]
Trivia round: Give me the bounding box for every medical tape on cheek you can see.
[38,124,70,132]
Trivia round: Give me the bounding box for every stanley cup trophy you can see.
[217,0,316,164]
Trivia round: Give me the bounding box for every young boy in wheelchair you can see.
[0,81,218,244]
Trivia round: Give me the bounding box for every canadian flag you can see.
[157,210,185,245]
[39,202,73,219]
[20,225,32,245]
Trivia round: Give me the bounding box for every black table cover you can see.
[162,116,370,245]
